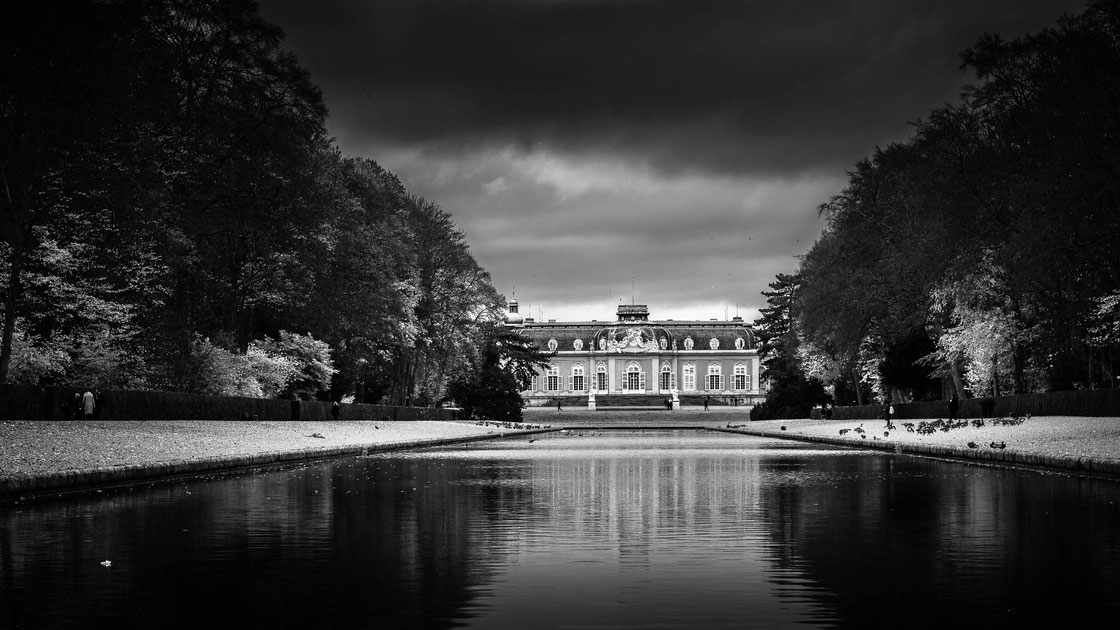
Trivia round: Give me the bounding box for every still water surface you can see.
[2,430,1120,628]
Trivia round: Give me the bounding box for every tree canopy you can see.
[784,0,1120,405]
[0,0,507,404]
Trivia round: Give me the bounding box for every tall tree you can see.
[446,322,553,422]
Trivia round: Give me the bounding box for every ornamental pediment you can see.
[605,327,659,353]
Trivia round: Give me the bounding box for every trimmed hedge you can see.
[0,384,452,422]
[828,388,1120,421]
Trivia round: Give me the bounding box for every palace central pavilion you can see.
[506,300,763,409]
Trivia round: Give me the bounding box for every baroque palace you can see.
[506,300,763,408]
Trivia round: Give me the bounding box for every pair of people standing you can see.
[72,389,99,419]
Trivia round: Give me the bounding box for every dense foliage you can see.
[446,323,553,423]
[759,1,1120,409]
[0,0,504,405]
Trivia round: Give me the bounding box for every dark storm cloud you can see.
[259,0,1085,176]
[255,0,1088,320]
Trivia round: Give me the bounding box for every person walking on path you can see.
[557,400,563,411]
[704,396,710,411]
[81,390,95,419]
[948,395,959,421]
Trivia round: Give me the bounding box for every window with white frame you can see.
[596,362,608,391]
[571,365,585,392]
[734,362,747,390]
[546,366,559,391]
[530,374,539,391]
[625,361,644,391]
[708,363,722,391]
[683,362,696,391]
[659,362,671,390]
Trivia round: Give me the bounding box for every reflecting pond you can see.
[3,430,1120,628]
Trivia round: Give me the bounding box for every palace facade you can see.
[506,300,763,408]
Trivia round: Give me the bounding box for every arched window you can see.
[530,374,539,392]
[734,362,747,390]
[708,363,722,391]
[571,364,585,392]
[683,362,696,391]
[546,366,559,391]
[659,361,672,390]
[625,361,644,391]
[596,362,608,391]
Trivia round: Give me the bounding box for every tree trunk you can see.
[1088,345,1094,389]
[1013,344,1027,394]
[852,368,864,406]
[0,242,24,382]
[949,358,967,399]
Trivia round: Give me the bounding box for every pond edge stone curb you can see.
[0,429,555,499]
[713,427,1120,477]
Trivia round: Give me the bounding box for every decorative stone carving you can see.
[605,327,659,353]
[659,337,668,350]
[598,338,607,350]
[735,337,745,350]
[684,337,694,350]
[710,338,719,350]
[548,338,558,352]
[573,339,583,351]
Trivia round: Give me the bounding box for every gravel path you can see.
[743,415,1120,463]
[0,420,540,476]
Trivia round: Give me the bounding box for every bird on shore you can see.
[967,441,978,449]
[991,441,1006,449]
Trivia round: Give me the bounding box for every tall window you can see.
[625,362,643,391]
[708,363,722,391]
[572,365,585,392]
[596,362,608,391]
[659,362,671,390]
[683,363,696,391]
[547,366,559,391]
[530,374,539,391]
[734,363,747,390]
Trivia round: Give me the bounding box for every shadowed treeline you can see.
[753,1,1120,418]
[0,1,502,407]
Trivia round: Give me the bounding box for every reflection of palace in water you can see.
[506,300,764,407]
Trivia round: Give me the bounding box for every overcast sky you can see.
[258,0,1086,323]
